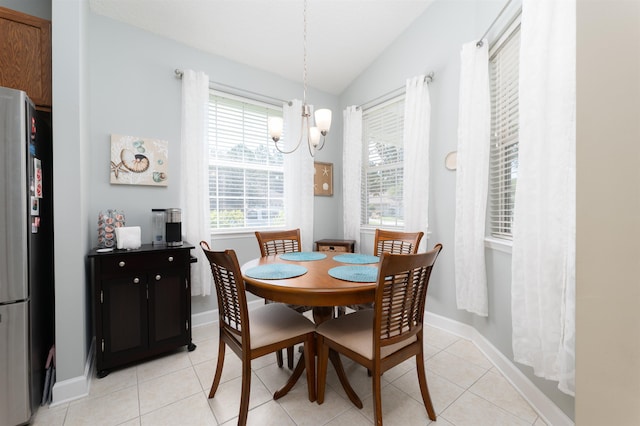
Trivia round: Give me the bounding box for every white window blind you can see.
[361,96,405,227]
[208,91,285,229]
[489,22,520,239]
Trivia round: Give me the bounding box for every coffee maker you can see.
[165,208,183,247]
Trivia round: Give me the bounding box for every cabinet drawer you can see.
[99,251,189,277]
[318,245,349,252]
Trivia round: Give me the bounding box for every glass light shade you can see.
[268,116,284,140]
[309,126,321,147]
[314,109,332,134]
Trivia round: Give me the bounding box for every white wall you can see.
[339,0,574,419]
[576,0,640,423]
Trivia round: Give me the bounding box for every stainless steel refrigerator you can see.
[0,87,54,425]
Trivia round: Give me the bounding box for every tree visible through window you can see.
[207,92,285,230]
[361,96,405,227]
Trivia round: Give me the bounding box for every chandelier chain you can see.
[267,0,330,156]
[303,0,308,106]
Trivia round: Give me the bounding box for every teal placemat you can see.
[279,252,327,261]
[245,264,308,280]
[333,253,380,264]
[328,266,378,282]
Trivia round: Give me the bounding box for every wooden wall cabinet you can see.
[89,244,196,377]
[0,6,52,109]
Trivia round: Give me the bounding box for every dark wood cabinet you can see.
[89,244,196,377]
[315,239,355,253]
[0,7,52,110]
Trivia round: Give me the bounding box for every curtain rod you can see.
[357,72,434,111]
[174,69,292,106]
[476,0,513,47]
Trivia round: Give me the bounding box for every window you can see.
[361,96,405,227]
[207,91,285,230]
[489,21,520,239]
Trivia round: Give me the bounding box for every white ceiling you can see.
[89,0,434,95]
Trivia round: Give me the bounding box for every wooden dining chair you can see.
[200,241,316,425]
[316,244,443,426]
[342,229,425,314]
[255,229,313,369]
[373,228,424,257]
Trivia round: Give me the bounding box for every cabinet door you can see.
[0,7,52,108]
[101,275,148,368]
[148,269,189,348]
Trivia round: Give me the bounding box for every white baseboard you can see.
[50,339,94,407]
[191,299,262,328]
[424,311,574,426]
[191,308,217,327]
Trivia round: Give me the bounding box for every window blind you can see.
[489,23,520,239]
[361,96,405,227]
[208,92,284,229]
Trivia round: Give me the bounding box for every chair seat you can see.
[231,303,315,350]
[316,309,416,360]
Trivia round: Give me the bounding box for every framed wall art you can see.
[110,134,168,186]
[314,162,333,196]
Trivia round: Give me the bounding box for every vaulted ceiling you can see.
[89,0,434,95]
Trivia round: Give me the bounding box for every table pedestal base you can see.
[273,306,363,409]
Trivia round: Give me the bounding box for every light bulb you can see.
[309,127,321,147]
[314,109,332,135]
[268,117,283,142]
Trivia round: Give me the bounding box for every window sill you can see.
[484,237,512,254]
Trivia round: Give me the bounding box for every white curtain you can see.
[512,0,576,396]
[454,41,491,317]
[179,69,212,296]
[283,99,314,251]
[403,75,431,251]
[342,106,362,251]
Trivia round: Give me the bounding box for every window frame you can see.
[487,16,521,243]
[207,90,285,232]
[360,94,406,230]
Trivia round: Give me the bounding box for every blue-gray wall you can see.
[86,11,341,317]
[0,0,49,19]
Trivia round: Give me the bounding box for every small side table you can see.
[315,239,355,253]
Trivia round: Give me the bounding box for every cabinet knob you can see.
[133,277,140,284]
[155,274,161,281]
[168,256,174,262]
[119,261,126,267]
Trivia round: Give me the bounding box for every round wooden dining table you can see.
[241,251,379,408]
[242,252,377,321]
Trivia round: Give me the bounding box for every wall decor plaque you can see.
[314,162,333,196]
[110,134,168,186]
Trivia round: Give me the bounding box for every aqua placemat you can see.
[279,252,327,261]
[333,253,380,264]
[245,264,308,280]
[328,266,378,282]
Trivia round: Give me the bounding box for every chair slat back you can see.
[374,245,442,348]
[200,241,248,339]
[255,229,301,256]
[373,229,424,256]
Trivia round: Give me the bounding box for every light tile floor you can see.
[33,323,547,425]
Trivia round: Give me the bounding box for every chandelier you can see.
[268,0,331,157]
